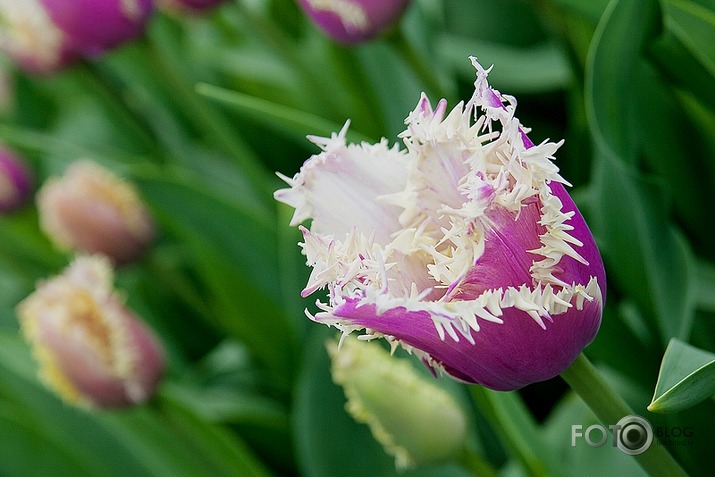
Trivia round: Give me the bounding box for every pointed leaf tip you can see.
[649,338,715,413]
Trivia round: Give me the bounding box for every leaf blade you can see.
[649,338,715,413]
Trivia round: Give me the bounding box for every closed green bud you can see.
[328,336,468,469]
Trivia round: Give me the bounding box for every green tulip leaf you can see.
[648,338,715,413]
[591,148,697,345]
[540,0,610,21]
[438,37,570,93]
[196,83,372,144]
[586,0,662,163]
[662,0,715,79]
[649,27,715,115]
[133,170,296,382]
[587,0,698,345]
[696,260,715,311]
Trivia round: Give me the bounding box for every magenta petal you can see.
[549,181,607,296]
[297,0,411,43]
[454,200,545,299]
[327,293,602,390]
[41,0,153,57]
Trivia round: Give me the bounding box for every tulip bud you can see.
[156,0,226,13]
[296,0,411,44]
[276,57,606,391]
[0,146,33,213]
[37,160,154,265]
[0,0,153,74]
[16,255,165,408]
[328,337,468,468]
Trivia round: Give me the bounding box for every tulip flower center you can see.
[66,290,114,362]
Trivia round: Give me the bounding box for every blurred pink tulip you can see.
[17,255,165,408]
[37,161,155,264]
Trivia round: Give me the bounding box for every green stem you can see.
[561,353,689,477]
[469,386,550,477]
[386,28,450,100]
[458,446,500,477]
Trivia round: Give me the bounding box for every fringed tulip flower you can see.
[0,146,32,213]
[16,255,165,408]
[296,0,411,44]
[0,0,153,74]
[37,160,154,265]
[328,337,468,468]
[276,57,606,391]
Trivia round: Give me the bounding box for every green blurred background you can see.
[1,0,714,476]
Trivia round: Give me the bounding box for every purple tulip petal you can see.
[41,0,153,57]
[297,0,411,43]
[317,275,602,390]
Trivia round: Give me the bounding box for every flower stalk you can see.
[385,27,449,101]
[469,386,551,477]
[457,446,500,477]
[560,353,688,477]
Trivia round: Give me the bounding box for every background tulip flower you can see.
[296,0,411,44]
[0,0,153,74]
[276,57,606,391]
[16,255,165,408]
[37,160,155,265]
[328,337,468,468]
[0,146,32,213]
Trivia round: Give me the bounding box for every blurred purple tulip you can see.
[276,58,606,391]
[37,160,155,265]
[17,255,165,408]
[296,0,411,43]
[0,0,153,74]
